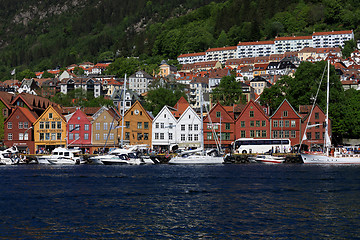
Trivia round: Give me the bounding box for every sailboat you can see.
[168,90,224,164]
[301,61,360,164]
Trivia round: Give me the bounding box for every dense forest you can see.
[1,0,360,81]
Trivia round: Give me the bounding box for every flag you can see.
[11,69,15,76]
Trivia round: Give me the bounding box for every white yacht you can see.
[300,61,360,164]
[37,147,83,165]
[253,155,285,164]
[0,146,21,165]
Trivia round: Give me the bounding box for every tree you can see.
[259,61,346,143]
[211,75,246,106]
[144,88,187,116]
[42,71,55,78]
[341,40,357,58]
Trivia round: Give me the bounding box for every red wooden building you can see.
[203,103,235,150]
[270,99,302,146]
[4,106,37,154]
[235,100,270,140]
[66,108,92,153]
[299,104,331,150]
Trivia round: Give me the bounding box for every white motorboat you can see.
[0,146,21,165]
[253,154,285,164]
[169,152,224,165]
[90,145,153,165]
[37,147,83,165]
[300,61,360,165]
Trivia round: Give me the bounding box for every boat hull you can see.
[169,155,224,165]
[254,155,285,164]
[301,153,360,164]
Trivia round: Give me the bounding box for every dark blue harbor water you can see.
[0,164,360,239]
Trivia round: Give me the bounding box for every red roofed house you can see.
[203,103,235,150]
[172,97,190,119]
[270,99,303,147]
[65,108,92,153]
[4,106,38,154]
[235,100,270,150]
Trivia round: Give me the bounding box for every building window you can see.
[216,112,221,118]
[284,130,289,138]
[144,133,148,140]
[144,122,149,129]
[125,132,130,140]
[273,131,278,138]
[262,130,267,137]
[189,124,193,131]
[250,111,254,118]
[7,122,12,129]
[51,133,56,140]
[262,121,266,127]
[18,122,23,129]
[188,134,193,141]
[241,130,246,138]
[250,121,254,127]
[181,125,185,131]
[155,123,159,129]
[104,122,108,130]
[138,122,142,129]
[19,133,24,140]
[110,133,114,140]
[315,112,319,119]
[207,133,212,140]
[84,133,89,140]
[126,121,130,128]
[45,133,50,140]
[95,134,100,141]
[161,123,165,129]
[181,134,186,141]
[291,120,296,127]
[273,120,278,128]
[225,123,230,130]
[194,134,199,141]
[194,124,199,131]
[285,120,289,127]
[241,121,245,128]
[45,122,50,129]
[315,132,320,139]
[160,133,164,140]
[103,134,108,140]
[24,122,29,129]
[96,123,100,130]
[40,133,44,140]
[250,130,255,137]
[24,133,29,140]
[256,130,261,137]
[315,122,320,129]
[283,111,288,117]
[51,122,56,129]
[57,133,61,140]
[291,130,296,138]
[279,120,283,127]
[57,122,61,129]
[256,121,260,127]
[49,113,53,119]
[306,132,312,140]
[155,133,159,140]
[84,124,89,131]
[169,133,173,140]
[69,133,73,140]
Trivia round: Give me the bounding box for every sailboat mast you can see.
[325,60,330,153]
[121,74,127,147]
[200,88,204,154]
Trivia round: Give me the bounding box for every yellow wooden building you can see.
[33,105,67,153]
[118,101,152,147]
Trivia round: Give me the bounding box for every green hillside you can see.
[1,0,360,80]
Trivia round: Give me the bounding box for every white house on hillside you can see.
[151,106,177,151]
[176,106,201,149]
[128,70,153,94]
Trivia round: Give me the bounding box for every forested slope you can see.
[0,0,360,80]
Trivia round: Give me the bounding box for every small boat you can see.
[37,147,83,165]
[253,154,285,164]
[90,145,154,165]
[169,153,224,165]
[0,146,21,165]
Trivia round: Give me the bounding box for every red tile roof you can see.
[238,41,274,46]
[312,30,353,36]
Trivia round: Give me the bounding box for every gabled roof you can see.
[204,102,234,122]
[124,100,153,121]
[152,105,178,123]
[11,92,58,111]
[270,99,302,119]
[235,100,269,122]
[237,40,274,46]
[0,92,15,109]
[34,105,66,125]
[176,106,200,123]
[275,35,312,41]
[206,46,237,52]
[312,30,353,36]
[172,96,190,118]
[178,52,206,58]
[5,106,38,124]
